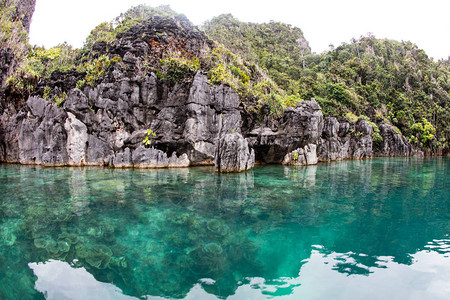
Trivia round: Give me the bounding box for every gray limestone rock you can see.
[248,99,324,164]
[131,146,168,168]
[0,7,424,171]
[110,147,132,168]
[86,135,111,165]
[304,144,318,164]
[282,144,318,166]
[215,132,255,172]
[130,146,190,168]
[351,119,373,159]
[375,123,411,156]
[318,117,344,161]
[168,153,190,168]
[17,97,68,165]
[282,148,307,166]
[282,98,324,145]
[64,112,88,165]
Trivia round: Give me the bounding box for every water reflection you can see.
[28,238,450,300]
[29,260,135,300]
[293,242,450,300]
[0,158,449,299]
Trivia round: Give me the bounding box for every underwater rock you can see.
[75,243,89,259]
[0,231,16,246]
[84,244,113,269]
[46,240,59,254]
[206,219,230,236]
[58,232,79,245]
[202,242,224,257]
[110,256,128,268]
[188,244,226,276]
[57,240,71,253]
[33,238,48,249]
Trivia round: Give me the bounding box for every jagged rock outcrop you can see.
[13,0,36,31]
[1,0,36,107]
[0,8,422,172]
[282,144,317,166]
[64,111,88,165]
[0,49,16,89]
[215,132,255,172]
[351,119,373,159]
[317,117,367,161]
[374,123,424,156]
[110,146,189,168]
[317,117,421,161]
[0,71,421,171]
[246,98,408,165]
[11,96,68,165]
[0,71,255,170]
[108,15,213,60]
[317,117,350,161]
[246,98,323,163]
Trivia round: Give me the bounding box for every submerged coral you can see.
[0,159,448,299]
[84,244,113,269]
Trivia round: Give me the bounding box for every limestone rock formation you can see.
[375,124,412,156]
[246,98,323,164]
[16,96,68,165]
[0,70,254,171]
[282,144,317,166]
[0,4,422,172]
[317,117,350,161]
[351,119,373,159]
[0,0,36,89]
[64,112,88,165]
[14,0,36,31]
[0,73,422,171]
[215,132,255,172]
[109,146,189,168]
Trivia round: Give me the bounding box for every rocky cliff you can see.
[0,12,422,172]
[12,0,35,31]
[0,71,421,171]
[0,0,35,76]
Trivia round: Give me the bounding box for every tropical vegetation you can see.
[203,18,450,153]
[1,3,449,153]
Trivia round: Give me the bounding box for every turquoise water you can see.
[0,158,449,299]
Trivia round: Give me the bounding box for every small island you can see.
[1,2,448,172]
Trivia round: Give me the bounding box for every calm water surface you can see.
[0,158,449,299]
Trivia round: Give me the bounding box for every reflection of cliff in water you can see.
[0,158,448,299]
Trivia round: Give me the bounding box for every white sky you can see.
[29,0,450,60]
